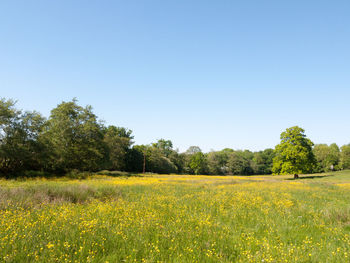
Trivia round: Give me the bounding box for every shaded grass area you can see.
[0,169,142,180]
[285,174,335,180]
[94,170,143,177]
[0,184,123,209]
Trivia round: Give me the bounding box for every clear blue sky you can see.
[1,1,349,152]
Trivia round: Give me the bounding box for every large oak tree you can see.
[272,126,316,179]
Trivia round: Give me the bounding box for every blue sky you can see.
[1,0,349,152]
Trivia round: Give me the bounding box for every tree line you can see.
[1,98,350,177]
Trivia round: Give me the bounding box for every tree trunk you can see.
[294,174,299,179]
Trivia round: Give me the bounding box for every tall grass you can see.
[0,184,122,209]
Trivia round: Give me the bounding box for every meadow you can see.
[1,171,350,262]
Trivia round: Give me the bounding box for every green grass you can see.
[0,171,350,262]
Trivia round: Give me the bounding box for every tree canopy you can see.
[1,98,349,178]
[313,143,340,172]
[42,99,106,172]
[272,126,316,177]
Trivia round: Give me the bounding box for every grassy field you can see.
[1,171,350,262]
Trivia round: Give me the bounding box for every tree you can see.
[272,126,316,179]
[147,149,177,174]
[125,145,145,173]
[0,98,46,175]
[188,152,208,175]
[252,148,275,174]
[340,144,350,170]
[227,151,253,175]
[185,146,202,155]
[130,144,177,174]
[168,150,185,174]
[151,139,187,173]
[42,99,105,172]
[17,111,47,171]
[0,98,21,174]
[207,151,229,175]
[206,148,275,176]
[152,139,173,157]
[313,144,340,172]
[103,126,133,171]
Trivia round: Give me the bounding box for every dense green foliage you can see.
[42,100,106,172]
[272,126,316,175]
[103,125,133,171]
[340,144,350,170]
[1,98,349,177]
[0,99,46,174]
[313,143,341,172]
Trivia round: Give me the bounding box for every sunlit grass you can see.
[1,171,350,262]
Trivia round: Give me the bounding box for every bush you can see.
[66,169,91,179]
